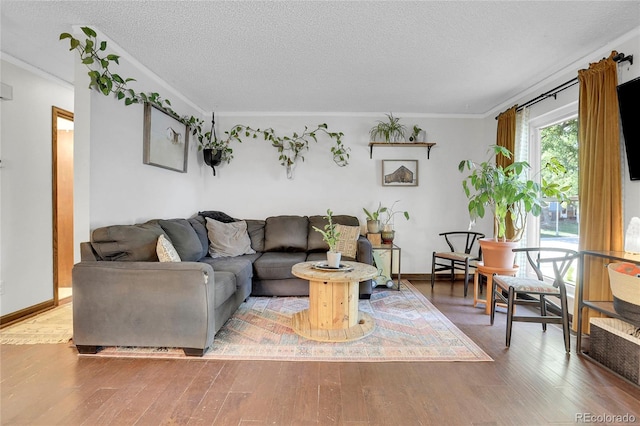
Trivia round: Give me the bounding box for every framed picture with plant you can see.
[382,160,418,186]
[143,103,189,173]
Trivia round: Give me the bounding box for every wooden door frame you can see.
[52,106,74,306]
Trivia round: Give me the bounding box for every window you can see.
[529,116,579,286]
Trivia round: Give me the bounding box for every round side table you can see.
[473,262,519,315]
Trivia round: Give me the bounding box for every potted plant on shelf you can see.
[312,209,342,268]
[369,113,406,143]
[363,201,410,241]
[409,125,424,142]
[459,145,570,268]
[363,203,386,233]
[380,200,410,243]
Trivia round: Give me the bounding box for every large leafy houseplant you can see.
[459,145,569,242]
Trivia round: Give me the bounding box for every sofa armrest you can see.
[356,236,374,298]
[356,235,373,265]
[72,261,217,352]
[80,241,99,261]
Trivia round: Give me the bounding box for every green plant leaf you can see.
[81,26,97,38]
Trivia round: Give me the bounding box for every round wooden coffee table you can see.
[291,261,378,342]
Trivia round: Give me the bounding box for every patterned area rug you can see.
[88,281,492,362]
[0,303,73,344]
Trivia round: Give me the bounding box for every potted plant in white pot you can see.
[459,145,570,268]
[312,209,342,268]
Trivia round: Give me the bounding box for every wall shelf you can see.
[368,142,436,159]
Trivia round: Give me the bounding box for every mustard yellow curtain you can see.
[496,105,517,167]
[496,105,518,239]
[573,52,624,333]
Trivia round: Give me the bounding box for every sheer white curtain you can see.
[515,107,530,274]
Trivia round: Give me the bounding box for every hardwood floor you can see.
[2,280,639,425]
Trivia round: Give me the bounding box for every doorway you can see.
[52,107,74,304]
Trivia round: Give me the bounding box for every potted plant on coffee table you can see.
[459,145,570,268]
[312,209,342,268]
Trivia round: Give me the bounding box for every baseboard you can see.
[396,273,469,282]
[0,299,55,328]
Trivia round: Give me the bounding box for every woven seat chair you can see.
[431,231,484,297]
[490,247,578,353]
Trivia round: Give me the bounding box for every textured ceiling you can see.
[2,1,639,115]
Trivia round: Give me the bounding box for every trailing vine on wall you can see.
[225,124,349,168]
[59,26,350,173]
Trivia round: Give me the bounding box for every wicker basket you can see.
[607,263,640,326]
[590,318,640,385]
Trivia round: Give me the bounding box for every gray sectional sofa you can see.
[72,212,373,356]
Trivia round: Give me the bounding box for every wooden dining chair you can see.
[431,231,485,297]
[490,247,578,353]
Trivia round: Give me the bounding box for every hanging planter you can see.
[203,149,223,176]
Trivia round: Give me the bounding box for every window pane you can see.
[539,118,579,283]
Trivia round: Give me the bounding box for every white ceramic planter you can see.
[327,251,342,268]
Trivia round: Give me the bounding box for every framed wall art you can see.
[382,159,418,186]
[143,103,189,173]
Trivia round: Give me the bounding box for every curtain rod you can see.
[495,52,634,119]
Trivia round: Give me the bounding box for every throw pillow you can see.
[205,217,256,258]
[307,215,360,251]
[199,210,237,223]
[335,224,360,259]
[158,219,205,261]
[156,234,181,262]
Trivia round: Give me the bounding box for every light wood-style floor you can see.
[2,280,639,425]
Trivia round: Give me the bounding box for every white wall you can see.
[0,59,74,315]
[73,31,208,230]
[83,108,491,275]
[205,114,492,274]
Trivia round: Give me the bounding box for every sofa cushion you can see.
[211,271,237,309]
[156,234,181,262]
[253,252,307,280]
[158,219,204,262]
[245,219,266,252]
[188,216,209,259]
[206,218,256,258]
[307,215,360,252]
[335,224,360,258]
[91,223,165,261]
[264,215,308,252]
[199,255,256,290]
